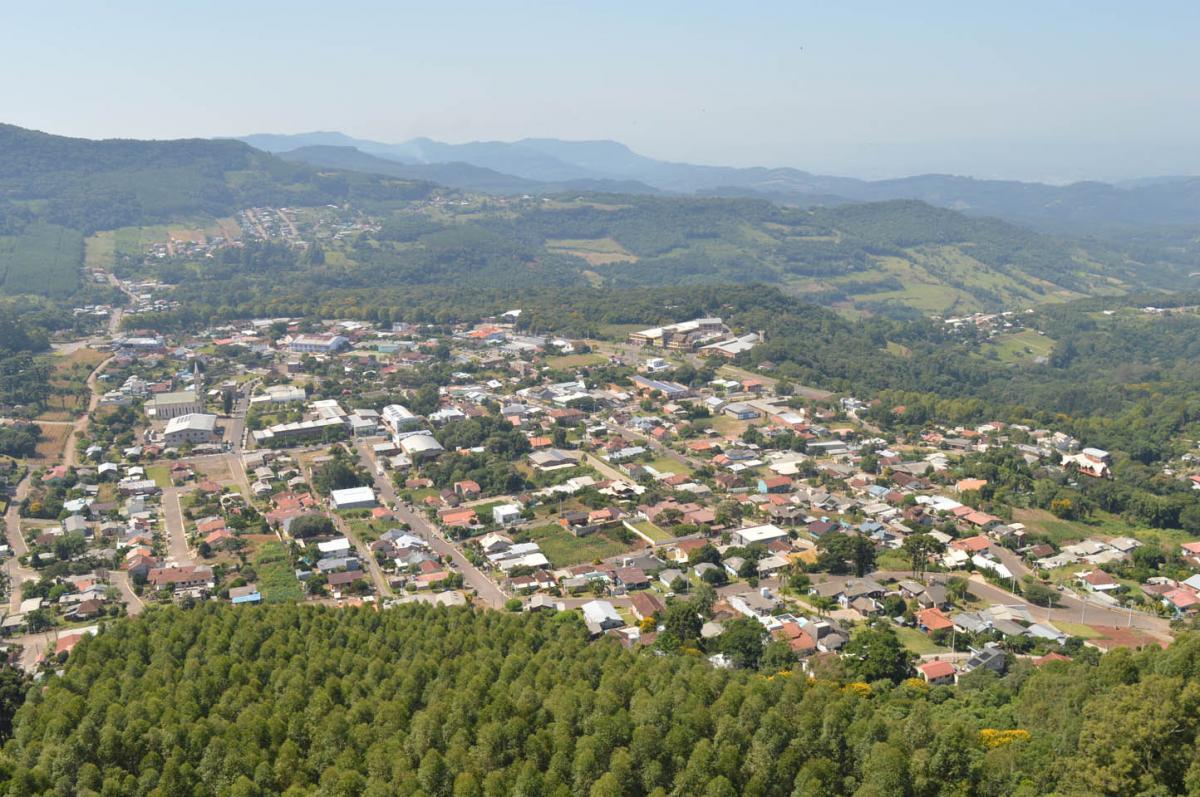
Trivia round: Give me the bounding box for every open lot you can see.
[546,353,608,369]
[255,541,303,603]
[980,329,1057,364]
[523,523,636,567]
[32,423,71,462]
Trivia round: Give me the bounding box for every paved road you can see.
[160,485,194,565]
[110,571,145,616]
[224,381,254,453]
[4,473,40,612]
[353,440,507,608]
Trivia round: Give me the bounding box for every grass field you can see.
[84,231,116,270]
[980,329,1056,365]
[0,223,83,297]
[524,523,635,567]
[1012,507,1185,549]
[647,456,692,476]
[32,422,70,462]
[255,541,303,603]
[341,513,387,545]
[146,465,172,488]
[546,352,608,369]
[629,520,673,544]
[892,625,951,656]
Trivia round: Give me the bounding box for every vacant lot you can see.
[630,520,673,544]
[647,455,692,477]
[39,347,107,418]
[547,353,608,369]
[32,422,71,462]
[255,541,303,603]
[523,523,635,567]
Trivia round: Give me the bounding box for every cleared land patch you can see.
[546,237,638,266]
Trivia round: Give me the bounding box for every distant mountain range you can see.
[240,131,1200,235]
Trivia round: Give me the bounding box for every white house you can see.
[581,600,624,633]
[492,504,522,526]
[730,524,789,547]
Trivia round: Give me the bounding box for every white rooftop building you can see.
[330,486,377,510]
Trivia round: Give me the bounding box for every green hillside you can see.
[0,124,433,297]
[6,603,1200,797]
[0,125,1190,311]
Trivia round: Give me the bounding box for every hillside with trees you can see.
[5,125,1196,312]
[5,604,1200,796]
[0,124,433,297]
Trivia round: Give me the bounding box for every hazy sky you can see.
[4,1,1199,181]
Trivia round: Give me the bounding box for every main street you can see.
[352,439,508,609]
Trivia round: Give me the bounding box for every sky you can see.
[3,1,1199,182]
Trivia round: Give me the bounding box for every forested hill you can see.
[6,603,1200,796]
[1,124,1193,311]
[120,186,1186,317]
[276,145,663,196]
[242,131,1200,235]
[0,124,434,234]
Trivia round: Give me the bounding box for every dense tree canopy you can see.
[7,605,1200,796]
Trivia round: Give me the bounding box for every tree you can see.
[688,544,721,566]
[842,623,912,683]
[903,533,944,578]
[662,601,702,643]
[816,533,876,576]
[720,617,768,669]
[1021,580,1058,607]
[0,666,29,742]
[289,514,336,539]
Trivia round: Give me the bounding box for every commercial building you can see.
[163,413,219,446]
[288,334,349,354]
[330,486,377,510]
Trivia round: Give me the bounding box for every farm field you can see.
[545,237,638,266]
[38,347,108,419]
[0,223,83,297]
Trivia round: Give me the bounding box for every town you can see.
[5,272,1198,682]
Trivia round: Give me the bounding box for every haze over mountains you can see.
[240,131,1200,235]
